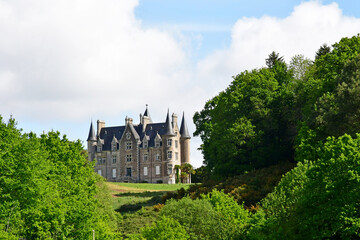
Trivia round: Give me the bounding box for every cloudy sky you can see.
[1,0,360,168]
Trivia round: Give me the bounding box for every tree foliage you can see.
[255,134,360,239]
[194,58,295,178]
[194,34,360,180]
[0,116,120,239]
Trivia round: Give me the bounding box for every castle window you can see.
[126,142,132,150]
[167,164,173,175]
[112,144,117,151]
[126,154,132,162]
[112,155,117,164]
[167,139,172,147]
[175,152,178,160]
[155,153,161,161]
[126,168,132,177]
[167,151,172,160]
[143,153,148,162]
[143,141,148,148]
[144,166,148,176]
[175,140,178,148]
[97,145,102,152]
[155,165,160,175]
[97,157,103,164]
[112,168,116,178]
[155,140,160,148]
[97,169,102,176]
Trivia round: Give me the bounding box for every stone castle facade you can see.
[86,106,191,184]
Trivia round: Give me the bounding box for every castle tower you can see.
[140,104,152,132]
[87,122,97,162]
[180,112,191,164]
[163,109,176,136]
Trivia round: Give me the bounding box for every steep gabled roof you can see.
[87,122,96,141]
[180,112,191,139]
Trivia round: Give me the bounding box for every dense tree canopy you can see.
[0,117,120,239]
[194,34,360,179]
[256,134,360,239]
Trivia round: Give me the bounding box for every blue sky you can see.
[1,0,360,168]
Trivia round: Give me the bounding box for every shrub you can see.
[160,197,224,239]
[202,190,250,239]
[153,203,164,212]
[141,216,189,240]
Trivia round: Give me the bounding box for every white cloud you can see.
[0,0,189,120]
[1,1,360,168]
[196,1,360,95]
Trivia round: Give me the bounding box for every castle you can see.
[86,106,191,184]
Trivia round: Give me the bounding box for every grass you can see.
[106,182,190,211]
[106,182,190,238]
[108,182,190,192]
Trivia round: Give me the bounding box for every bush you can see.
[202,190,250,239]
[160,197,224,240]
[141,216,189,240]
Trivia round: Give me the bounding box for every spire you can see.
[180,112,191,139]
[87,122,96,141]
[143,104,152,122]
[163,109,176,136]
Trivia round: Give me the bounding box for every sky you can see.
[1,0,360,168]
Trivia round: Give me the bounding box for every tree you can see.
[180,163,195,183]
[315,43,331,60]
[141,216,189,240]
[265,51,284,69]
[289,54,312,80]
[194,65,295,178]
[0,117,120,239]
[257,134,360,239]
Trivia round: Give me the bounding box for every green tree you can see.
[141,216,189,240]
[160,197,224,240]
[265,51,284,69]
[289,54,312,80]
[256,134,360,239]
[194,65,295,178]
[0,117,120,239]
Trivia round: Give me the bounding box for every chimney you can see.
[97,120,105,136]
[172,113,178,129]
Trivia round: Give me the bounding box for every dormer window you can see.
[112,144,117,151]
[126,142,132,150]
[97,145,102,152]
[143,141,148,148]
[155,140,160,148]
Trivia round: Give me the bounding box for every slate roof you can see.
[87,122,96,141]
[98,122,173,151]
[143,104,152,122]
[180,112,191,139]
[163,110,176,136]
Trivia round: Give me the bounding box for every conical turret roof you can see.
[180,112,191,139]
[87,122,96,141]
[163,110,176,136]
[143,104,152,122]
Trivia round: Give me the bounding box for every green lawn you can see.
[106,182,190,211]
[106,182,191,237]
[108,182,190,192]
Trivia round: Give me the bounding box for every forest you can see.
[1,35,360,239]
